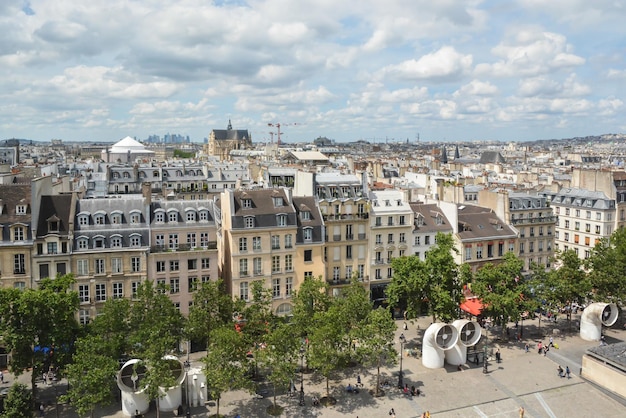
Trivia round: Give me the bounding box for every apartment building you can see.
[33,194,75,281]
[73,195,151,324]
[453,205,518,272]
[409,202,453,260]
[0,183,34,289]
[307,173,369,295]
[478,190,556,272]
[148,198,219,315]
[542,188,616,260]
[369,190,413,302]
[219,188,310,315]
[292,196,326,298]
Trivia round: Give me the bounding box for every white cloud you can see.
[0,0,623,141]
[475,30,585,78]
[382,47,473,82]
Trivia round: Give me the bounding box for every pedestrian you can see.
[495,348,501,363]
[549,336,554,347]
[357,374,361,386]
[404,321,408,330]
[566,365,570,379]
[519,406,525,418]
[39,403,45,417]
[0,370,3,384]
[524,343,529,353]
[538,341,542,354]
[389,407,396,417]
[544,344,549,356]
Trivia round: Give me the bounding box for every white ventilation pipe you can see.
[422,323,459,369]
[158,355,186,412]
[445,320,482,366]
[580,302,618,341]
[117,359,149,416]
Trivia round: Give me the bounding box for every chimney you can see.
[142,182,152,206]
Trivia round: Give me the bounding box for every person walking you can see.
[537,341,542,354]
[549,336,554,347]
[566,365,571,379]
[495,348,501,363]
[0,370,3,384]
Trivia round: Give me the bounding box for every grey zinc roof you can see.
[37,195,73,236]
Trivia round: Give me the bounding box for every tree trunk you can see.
[216,397,221,417]
[326,376,329,397]
[272,382,277,408]
[156,397,160,418]
[375,359,380,397]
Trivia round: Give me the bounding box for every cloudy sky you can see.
[1,1,625,143]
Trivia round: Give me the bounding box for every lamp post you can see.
[52,373,59,418]
[397,333,406,389]
[299,347,305,406]
[184,360,191,418]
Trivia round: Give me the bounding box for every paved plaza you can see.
[3,314,626,417]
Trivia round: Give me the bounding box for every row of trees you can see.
[387,230,626,340]
[0,275,397,417]
[3,229,625,416]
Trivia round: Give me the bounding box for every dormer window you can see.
[155,210,165,223]
[130,212,141,224]
[112,172,120,179]
[199,210,209,221]
[78,214,89,226]
[186,210,196,222]
[13,226,25,241]
[153,170,159,177]
[277,214,288,227]
[242,198,252,209]
[415,214,425,227]
[111,212,123,224]
[273,197,284,207]
[244,216,255,228]
[94,236,105,248]
[435,215,443,225]
[301,211,311,221]
[303,227,313,242]
[111,235,123,248]
[47,214,60,232]
[130,234,141,247]
[168,211,179,222]
[16,205,27,215]
[94,213,106,225]
[77,237,88,250]
[123,172,130,179]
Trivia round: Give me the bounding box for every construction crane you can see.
[268,122,299,145]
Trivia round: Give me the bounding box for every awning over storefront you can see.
[460,298,485,316]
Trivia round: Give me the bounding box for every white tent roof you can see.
[110,136,149,152]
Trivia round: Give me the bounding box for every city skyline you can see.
[1,1,625,143]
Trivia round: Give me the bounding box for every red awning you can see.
[460,298,485,316]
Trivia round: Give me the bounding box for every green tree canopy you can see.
[586,228,626,303]
[0,274,79,399]
[1,383,33,418]
[470,252,528,339]
[388,233,461,322]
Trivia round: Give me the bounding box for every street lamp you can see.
[299,347,305,406]
[398,333,406,389]
[184,360,191,418]
[51,373,59,418]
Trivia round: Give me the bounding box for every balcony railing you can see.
[322,213,369,221]
[346,234,354,240]
[358,233,367,240]
[511,216,558,225]
[151,241,217,253]
[328,276,369,285]
[333,235,341,241]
